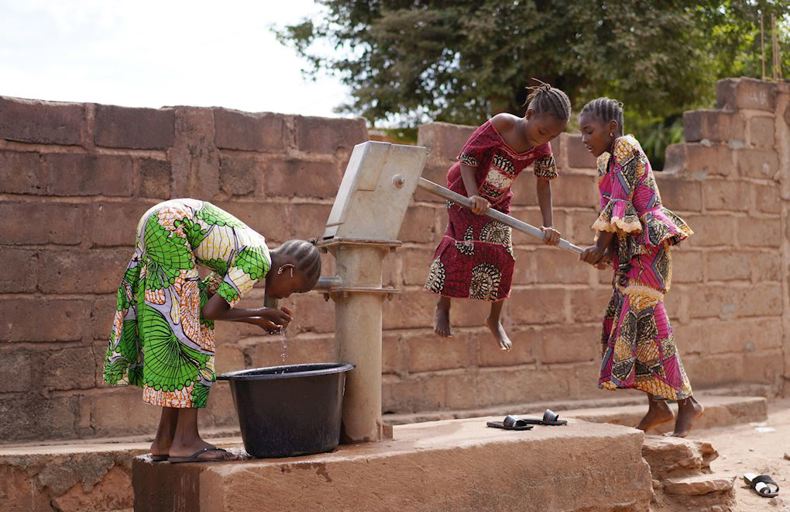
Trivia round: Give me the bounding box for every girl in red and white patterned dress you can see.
[425,83,571,350]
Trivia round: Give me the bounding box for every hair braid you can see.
[524,78,571,122]
[580,97,624,135]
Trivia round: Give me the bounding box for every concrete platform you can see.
[133,418,653,512]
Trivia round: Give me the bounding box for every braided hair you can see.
[524,79,572,122]
[277,239,322,290]
[580,97,624,135]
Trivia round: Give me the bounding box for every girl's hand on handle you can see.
[469,195,490,215]
[541,226,561,246]
[580,245,606,265]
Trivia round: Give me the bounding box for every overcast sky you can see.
[0,0,350,116]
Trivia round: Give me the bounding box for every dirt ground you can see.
[686,399,790,511]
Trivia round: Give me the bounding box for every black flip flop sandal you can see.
[521,409,568,426]
[149,454,168,462]
[169,447,232,464]
[486,415,534,431]
[744,473,779,498]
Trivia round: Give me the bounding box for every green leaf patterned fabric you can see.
[102,199,270,409]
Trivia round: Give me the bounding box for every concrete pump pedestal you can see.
[133,418,652,512]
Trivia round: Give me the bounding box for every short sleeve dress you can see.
[594,136,694,401]
[425,119,558,301]
[103,199,270,408]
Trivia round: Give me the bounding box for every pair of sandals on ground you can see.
[486,409,567,430]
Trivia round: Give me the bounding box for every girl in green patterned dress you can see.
[103,198,321,462]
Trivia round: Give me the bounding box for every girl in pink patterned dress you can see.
[426,83,571,350]
[578,98,703,437]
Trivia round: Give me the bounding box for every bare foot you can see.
[671,397,704,438]
[486,316,512,351]
[636,400,674,432]
[434,302,452,337]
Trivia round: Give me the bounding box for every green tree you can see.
[278,1,787,166]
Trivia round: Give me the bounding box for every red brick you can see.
[94,105,175,149]
[413,162,453,203]
[507,288,566,324]
[0,200,83,245]
[657,176,702,212]
[705,251,752,281]
[417,122,474,164]
[213,109,287,152]
[0,150,45,194]
[245,335,336,368]
[382,374,447,413]
[443,372,481,409]
[679,317,782,356]
[566,209,597,242]
[0,348,35,392]
[742,350,784,385]
[682,110,745,143]
[510,207,568,246]
[736,148,780,179]
[448,297,494,328]
[747,115,775,148]
[282,292,335,334]
[406,332,474,373]
[90,387,161,437]
[398,204,439,243]
[42,153,134,196]
[716,78,777,112]
[400,247,435,286]
[0,393,80,441]
[38,248,131,294]
[171,107,220,199]
[569,286,612,324]
[476,327,538,367]
[0,247,37,292]
[532,247,591,284]
[382,332,406,375]
[265,158,340,198]
[42,345,97,391]
[682,214,736,247]
[218,154,258,196]
[564,133,597,169]
[667,249,702,284]
[511,248,536,285]
[753,183,780,214]
[383,290,435,329]
[682,353,743,388]
[0,297,91,342]
[509,172,541,207]
[737,217,781,247]
[538,324,599,365]
[749,250,781,282]
[687,283,781,319]
[91,294,117,340]
[295,116,367,155]
[138,158,171,199]
[702,179,750,211]
[0,96,85,145]
[664,143,734,178]
[475,366,571,405]
[289,203,331,240]
[213,201,292,243]
[551,172,598,207]
[88,202,151,247]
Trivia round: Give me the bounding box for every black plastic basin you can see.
[217,363,354,458]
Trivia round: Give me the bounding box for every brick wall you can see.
[1,77,787,443]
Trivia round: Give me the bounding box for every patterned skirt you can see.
[599,242,692,401]
[103,204,218,409]
[425,201,514,301]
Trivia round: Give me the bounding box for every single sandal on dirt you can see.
[486,415,534,431]
[519,409,568,426]
[169,447,234,464]
[743,473,779,498]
